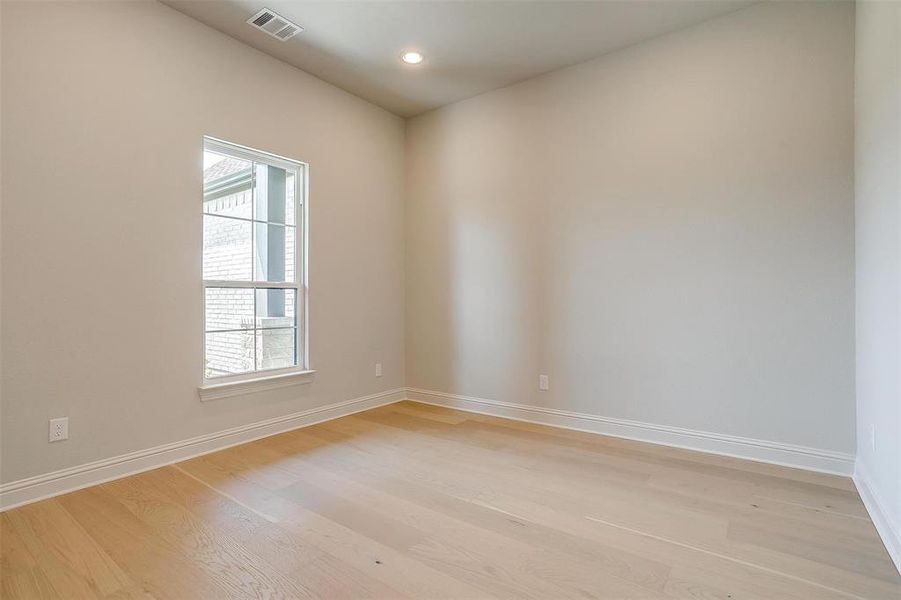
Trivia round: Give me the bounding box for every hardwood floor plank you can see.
[297,411,899,598]
[99,472,317,599]
[4,500,140,599]
[319,409,900,599]
[178,454,488,599]
[1,513,61,600]
[57,486,233,599]
[2,401,898,599]
[272,454,671,598]
[726,512,899,581]
[354,408,881,551]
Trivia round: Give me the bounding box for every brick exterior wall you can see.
[203,185,298,378]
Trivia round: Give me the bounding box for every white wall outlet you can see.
[871,423,876,453]
[49,417,69,443]
[539,374,549,391]
[375,362,382,377]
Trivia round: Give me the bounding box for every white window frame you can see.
[199,137,312,399]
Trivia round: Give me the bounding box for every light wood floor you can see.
[1,401,899,599]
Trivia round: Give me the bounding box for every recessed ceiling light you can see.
[401,51,424,65]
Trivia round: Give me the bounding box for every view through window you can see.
[202,138,305,381]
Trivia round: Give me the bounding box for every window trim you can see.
[198,369,315,401]
[199,137,311,397]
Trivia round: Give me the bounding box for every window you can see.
[202,137,307,384]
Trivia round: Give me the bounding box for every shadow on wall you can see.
[407,0,855,453]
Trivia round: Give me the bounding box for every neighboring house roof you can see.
[204,157,253,201]
[204,157,251,184]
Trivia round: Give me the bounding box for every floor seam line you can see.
[583,514,867,600]
[170,464,280,523]
[754,496,870,521]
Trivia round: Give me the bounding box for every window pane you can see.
[256,327,296,371]
[203,139,305,380]
[204,215,252,280]
[204,151,253,219]
[255,288,295,328]
[205,288,253,331]
[254,223,296,282]
[254,164,295,225]
[205,330,254,378]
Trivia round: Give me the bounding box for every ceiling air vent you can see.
[246,8,303,41]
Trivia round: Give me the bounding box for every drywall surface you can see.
[855,0,901,560]
[405,1,855,452]
[0,0,405,483]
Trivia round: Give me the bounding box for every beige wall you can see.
[855,0,901,557]
[1,0,861,487]
[0,0,406,483]
[405,1,855,452]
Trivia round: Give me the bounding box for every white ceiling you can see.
[163,1,756,117]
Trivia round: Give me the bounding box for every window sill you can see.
[198,370,316,401]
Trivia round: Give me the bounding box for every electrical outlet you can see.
[871,423,876,453]
[375,362,382,377]
[539,374,549,391]
[49,417,69,443]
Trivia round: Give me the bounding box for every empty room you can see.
[1,0,899,598]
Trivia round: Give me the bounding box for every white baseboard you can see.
[854,461,901,575]
[0,387,406,511]
[0,386,860,515]
[406,388,855,476]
